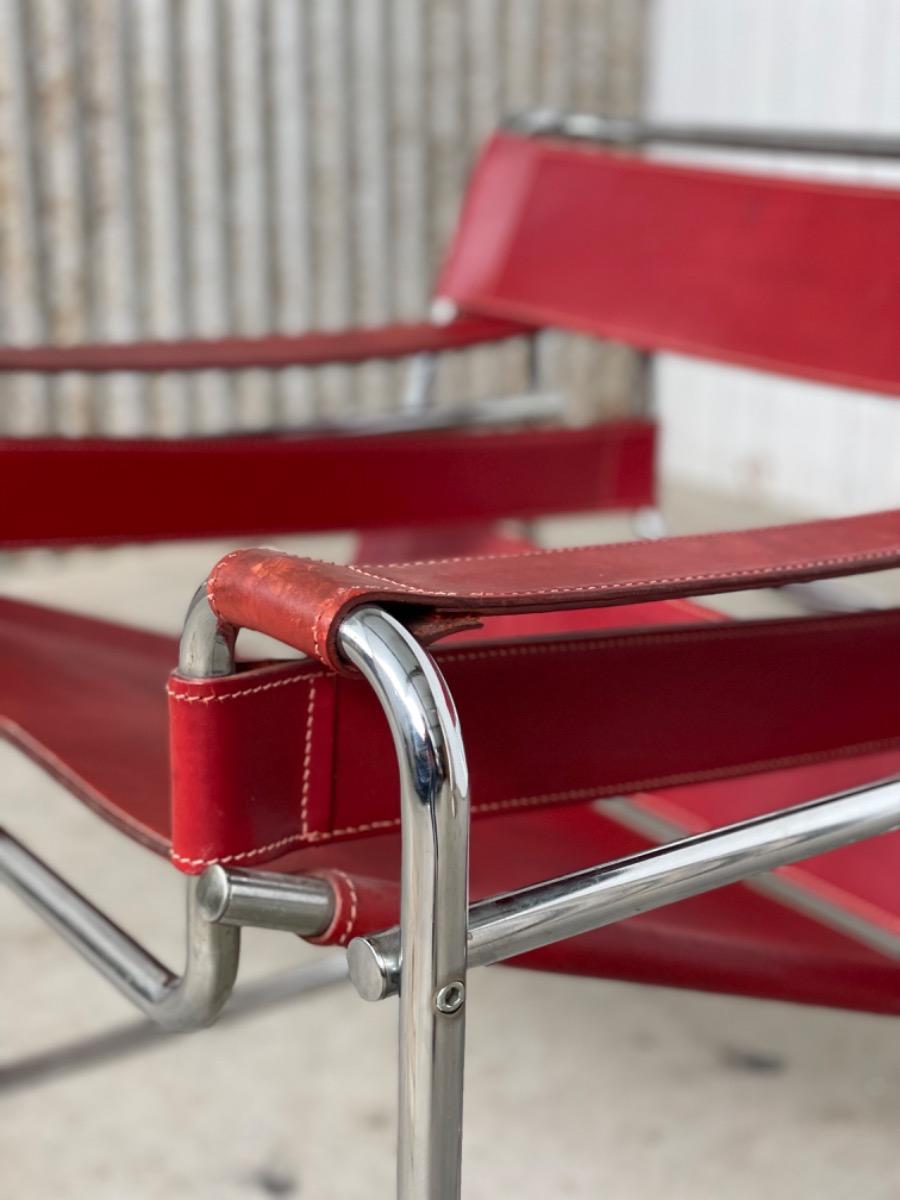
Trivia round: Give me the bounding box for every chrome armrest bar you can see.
[348,776,900,1001]
[504,110,900,159]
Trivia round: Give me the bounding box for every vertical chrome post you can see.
[526,331,542,393]
[339,607,470,1200]
[632,349,668,540]
[401,351,438,414]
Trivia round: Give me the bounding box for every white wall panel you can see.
[650,0,900,515]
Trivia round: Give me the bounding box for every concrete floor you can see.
[2,501,899,1199]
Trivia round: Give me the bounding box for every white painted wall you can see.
[649,0,900,516]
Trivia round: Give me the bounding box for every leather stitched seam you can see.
[205,548,244,621]
[344,546,900,599]
[165,613,900,688]
[359,523,900,571]
[300,678,316,836]
[171,833,315,868]
[169,732,900,869]
[330,869,359,945]
[166,671,326,703]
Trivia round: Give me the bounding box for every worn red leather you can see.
[438,132,900,396]
[1,421,653,548]
[169,606,900,871]
[0,597,173,853]
[206,510,900,672]
[0,315,529,373]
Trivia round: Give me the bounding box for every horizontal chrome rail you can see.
[196,865,336,933]
[348,777,900,1001]
[505,111,900,159]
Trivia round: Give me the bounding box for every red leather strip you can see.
[0,420,653,548]
[0,597,174,854]
[0,315,530,373]
[168,607,900,872]
[207,509,900,671]
[438,132,900,396]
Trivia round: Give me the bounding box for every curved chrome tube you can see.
[339,607,470,1200]
[0,829,239,1032]
[178,584,237,678]
[2,587,351,1036]
[179,586,473,1195]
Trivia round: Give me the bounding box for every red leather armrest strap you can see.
[208,509,900,672]
[0,315,531,374]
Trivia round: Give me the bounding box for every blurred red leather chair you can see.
[3,114,900,1198]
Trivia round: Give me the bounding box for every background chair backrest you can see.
[437,130,900,398]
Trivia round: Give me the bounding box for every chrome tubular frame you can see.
[349,777,900,1003]
[504,110,900,159]
[10,577,900,1198]
[631,348,668,540]
[0,827,339,1033]
[0,829,238,1032]
[184,590,472,1198]
[339,607,470,1200]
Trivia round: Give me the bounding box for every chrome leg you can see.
[631,349,669,540]
[340,607,470,1200]
[0,829,239,1032]
[0,956,348,1094]
[401,351,438,414]
[0,824,336,1034]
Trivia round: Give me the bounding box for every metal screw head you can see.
[434,981,465,1014]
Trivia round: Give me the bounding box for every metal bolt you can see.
[434,981,465,1014]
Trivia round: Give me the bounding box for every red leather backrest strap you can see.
[1,421,653,548]
[0,315,529,373]
[437,132,900,396]
[207,509,900,672]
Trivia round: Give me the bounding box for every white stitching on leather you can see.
[167,671,326,703]
[300,679,316,835]
[205,548,244,620]
[359,522,900,570]
[330,869,359,945]
[171,832,312,867]
[345,545,900,599]
[170,732,900,869]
